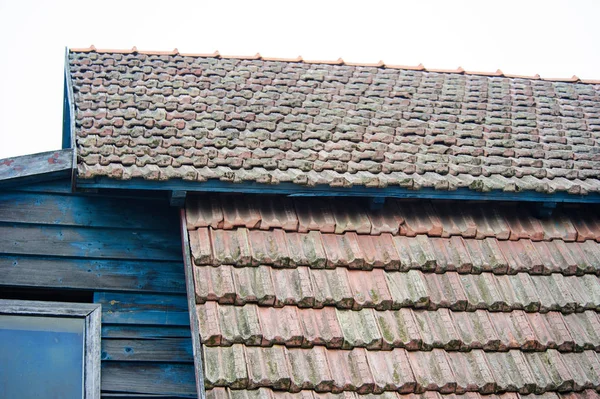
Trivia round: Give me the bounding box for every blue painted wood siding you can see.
[0,180,197,398]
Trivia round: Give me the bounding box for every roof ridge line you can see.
[68,45,598,84]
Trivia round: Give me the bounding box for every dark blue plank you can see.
[101,325,192,339]
[101,338,193,362]
[0,224,182,261]
[94,292,190,326]
[9,179,73,193]
[0,192,179,230]
[101,362,196,396]
[0,255,185,293]
[77,176,600,204]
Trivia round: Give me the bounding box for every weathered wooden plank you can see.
[101,338,193,362]
[0,192,179,230]
[0,149,73,188]
[0,224,182,261]
[94,292,190,326]
[102,325,192,339]
[8,179,73,193]
[101,363,197,396]
[180,208,205,399]
[0,255,185,293]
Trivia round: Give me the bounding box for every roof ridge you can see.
[68,45,599,85]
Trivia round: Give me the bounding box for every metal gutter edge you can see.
[63,47,78,192]
[179,208,206,399]
[77,177,600,204]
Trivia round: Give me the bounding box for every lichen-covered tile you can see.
[396,201,444,237]
[522,350,574,393]
[347,269,393,310]
[298,307,343,348]
[221,195,261,229]
[230,388,275,399]
[408,349,456,393]
[310,268,354,309]
[286,346,334,392]
[272,267,315,308]
[366,349,416,393]
[559,351,600,390]
[431,236,473,273]
[295,198,336,234]
[203,344,248,389]
[446,351,496,394]
[486,350,536,394]
[232,266,276,306]
[532,240,578,275]
[544,274,579,312]
[575,240,600,274]
[385,270,430,309]
[503,208,545,241]
[186,195,223,229]
[195,265,236,304]
[459,273,506,311]
[197,302,222,346]
[211,228,252,266]
[489,310,537,351]
[496,273,541,312]
[451,310,500,351]
[327,348,375,393]
[525,311,574,351]
[356,233,401,270]
[559,390,600,399]
[248,229,290,267]
[368,200,404,235]
[258,306,303,347]
[497,239,544,274]
[190,227,213,265]
[577,274,600,309]
[205,387,229,399]
[562,311,600,351]
[245,346,291,390]
[467,204,511,240]
[425,272,468,311]
[286,231,327,268]
[392,235,437,272]
[330,199,372,234]
[462,237,508,274]
[218,303,262,346]
[375,308,422,350]
[434,202,477,238]
[336,308,383,349]
[539,212,577,241]
[322,232,366,269]
[257,196,299,231]
[413,308,461,351]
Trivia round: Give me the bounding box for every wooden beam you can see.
[0,149,73,188]
[169,190,187,207]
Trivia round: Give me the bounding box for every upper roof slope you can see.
[69,48,600,196]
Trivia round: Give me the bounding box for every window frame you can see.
[0,299,101,399]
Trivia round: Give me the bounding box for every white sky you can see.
[1,0,599,158]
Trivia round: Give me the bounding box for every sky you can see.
[1,0,599,158]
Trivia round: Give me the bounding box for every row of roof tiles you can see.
[203,345,600,393]
[186,196,600,242]
[197,303,600,352]
[194,266,600,313]
[71,47,600,84]
[207,388,600,399]
[189,228,600,276]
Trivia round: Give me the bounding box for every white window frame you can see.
[0,299,101,399]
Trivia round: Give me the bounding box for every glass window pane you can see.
[0,315,85,399]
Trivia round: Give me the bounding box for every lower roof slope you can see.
[69,50,600,197]
[185,196,600,398]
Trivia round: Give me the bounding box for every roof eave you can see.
[0,149,75,189]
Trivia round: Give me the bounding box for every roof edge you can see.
[68,46,600,84]
[75,176,600,204]
[0,149,74,188]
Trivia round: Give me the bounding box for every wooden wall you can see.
[0,180,197,398]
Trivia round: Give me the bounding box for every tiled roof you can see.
[185,195,600,397]
[69,49,600,195]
